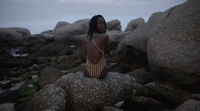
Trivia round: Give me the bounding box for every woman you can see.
[83,15,109,79]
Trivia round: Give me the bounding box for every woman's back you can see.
[85,34,108,64]
[83,33,109,79]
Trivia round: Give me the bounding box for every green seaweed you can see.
[15,97,29,111]
[66,67,80,74]
[28,70,40,76]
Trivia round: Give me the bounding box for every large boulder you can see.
[73,19,90,24]
[24,84,66,111]
[32,41,67,56]
[8,27,31,37]
[69,34,87,41]
[135,85,191,110]
[58,48,84,70]
[40,30,54,38]
[115,19,148,72]
[23,36,45,47]
[128,67,153,84]
[53,19,89,40]
[0,28,25,46]
[0,90,20,104]
[39,67,65,88]
[0,49,14,62]
[54,72,136,111]
[116,31,148,71]
[53,21,69,32]
[107,30,131,52]
[147,0,200,93]
[107,19,121,30]
[172,99,200,111]
[121,96,163,111]
[125,18,145,32]
[26,41,48,54]
[50,43,66,53]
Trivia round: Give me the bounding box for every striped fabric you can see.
[86,52,106,78]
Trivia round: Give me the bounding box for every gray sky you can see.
[0,0,187,34]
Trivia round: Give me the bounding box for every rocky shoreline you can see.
[0,0,200,111]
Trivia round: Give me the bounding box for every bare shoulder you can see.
[84,36,89,42]
[100,33,109,40]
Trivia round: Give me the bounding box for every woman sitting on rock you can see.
[83,15,109,79]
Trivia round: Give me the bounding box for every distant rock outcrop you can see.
[125,18,145,32]
[8,27,31,37]
[53,21,70,32]
[54,72,136,111]
[40,30,54,38]
[106,30,131,51]
[107,19,121,30]
[0,27,31,46]
[53,19,89,40]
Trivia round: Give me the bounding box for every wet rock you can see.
[103,106,123,111]
[192,94,200,101]
[9,81,26,91]
[114,101,124,108]
[121,96,163,111]
[135,85,191,110]
[26,41,48,54]
[58,48,84,70]
[21,58,38,68]
[128,67,153,84]
[40,30,54,38]
[50,43,66,53]
[32,41,65,57]
[116,43,148,71]
[23,36,43,47]
[0,82,11,89]
[171,99,200,111]
[8,69,22,77]
[107,63,127,73]
[0,49,14,61]
[0,89,20,104]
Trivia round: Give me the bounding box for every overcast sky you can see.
[0,0,187,34]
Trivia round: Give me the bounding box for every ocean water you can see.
[6,47,28,57]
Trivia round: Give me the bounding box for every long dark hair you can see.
[87,15,107,39]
